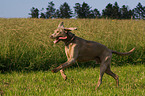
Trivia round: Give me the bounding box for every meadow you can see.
[0,65,144,96]
[0,18,144,95]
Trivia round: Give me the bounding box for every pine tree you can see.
[133,2,145,19]
[59,2,73,18]
[29,7,39,18]
[74,2,92,18]
[102,3,113,19]
[46,1,56,18]
[93,9,101,18]
[112,2,121,19]
[121,5,132,19]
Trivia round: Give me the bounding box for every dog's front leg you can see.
[51,59,76,73]
[52,44,78,73]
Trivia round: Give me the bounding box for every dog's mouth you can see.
[53,36,67,44]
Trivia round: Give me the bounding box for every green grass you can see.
[0,18,144,95]
[0,64,144,96]
[0,18,144,71]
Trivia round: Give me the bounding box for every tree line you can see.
[29,1,145,19]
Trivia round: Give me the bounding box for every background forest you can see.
[29,1,145,19]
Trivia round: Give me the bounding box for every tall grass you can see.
[0,18,144,71]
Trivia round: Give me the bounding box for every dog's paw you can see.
[63,76,67,80]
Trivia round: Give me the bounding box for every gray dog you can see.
[50,22,135,90]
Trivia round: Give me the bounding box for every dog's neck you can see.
[64,32,75,46]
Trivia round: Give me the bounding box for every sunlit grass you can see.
[0,18,144,71]
[0,64,144,95]
[0,18,144,95]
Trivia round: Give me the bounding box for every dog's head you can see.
[50,22,77,44]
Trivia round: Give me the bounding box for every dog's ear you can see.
[64,28,77,31]
[58,22,64,28]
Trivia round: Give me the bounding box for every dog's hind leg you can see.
[60,69,67,80]
[95,63,107,90]
[105,66,119,87]
[95,55,111,90]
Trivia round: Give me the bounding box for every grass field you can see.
[0,18,144,71]
[0,64,144,96]
[0,18,144,95]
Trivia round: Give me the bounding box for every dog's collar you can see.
[65,34,75,45]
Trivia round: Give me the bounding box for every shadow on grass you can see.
[0,55,143,74]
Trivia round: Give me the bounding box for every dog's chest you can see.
[65,43,73,57]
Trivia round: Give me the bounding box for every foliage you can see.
[40,12,46,18]
[29,1,145,19]
[102,2,133,19]
[74,2,100,18]
[93,8,101,18]
[45,1,56,18]
[121,5,133,19]
[58,2,73,18]
[102,3,113,19]
[29,7,39,18]
[0,18,144,72]
[112,2,121,19]
[74,2,91,18]
[54,9,61,18]
[133,2,145,19]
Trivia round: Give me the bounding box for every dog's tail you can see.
[112,48,135,56]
